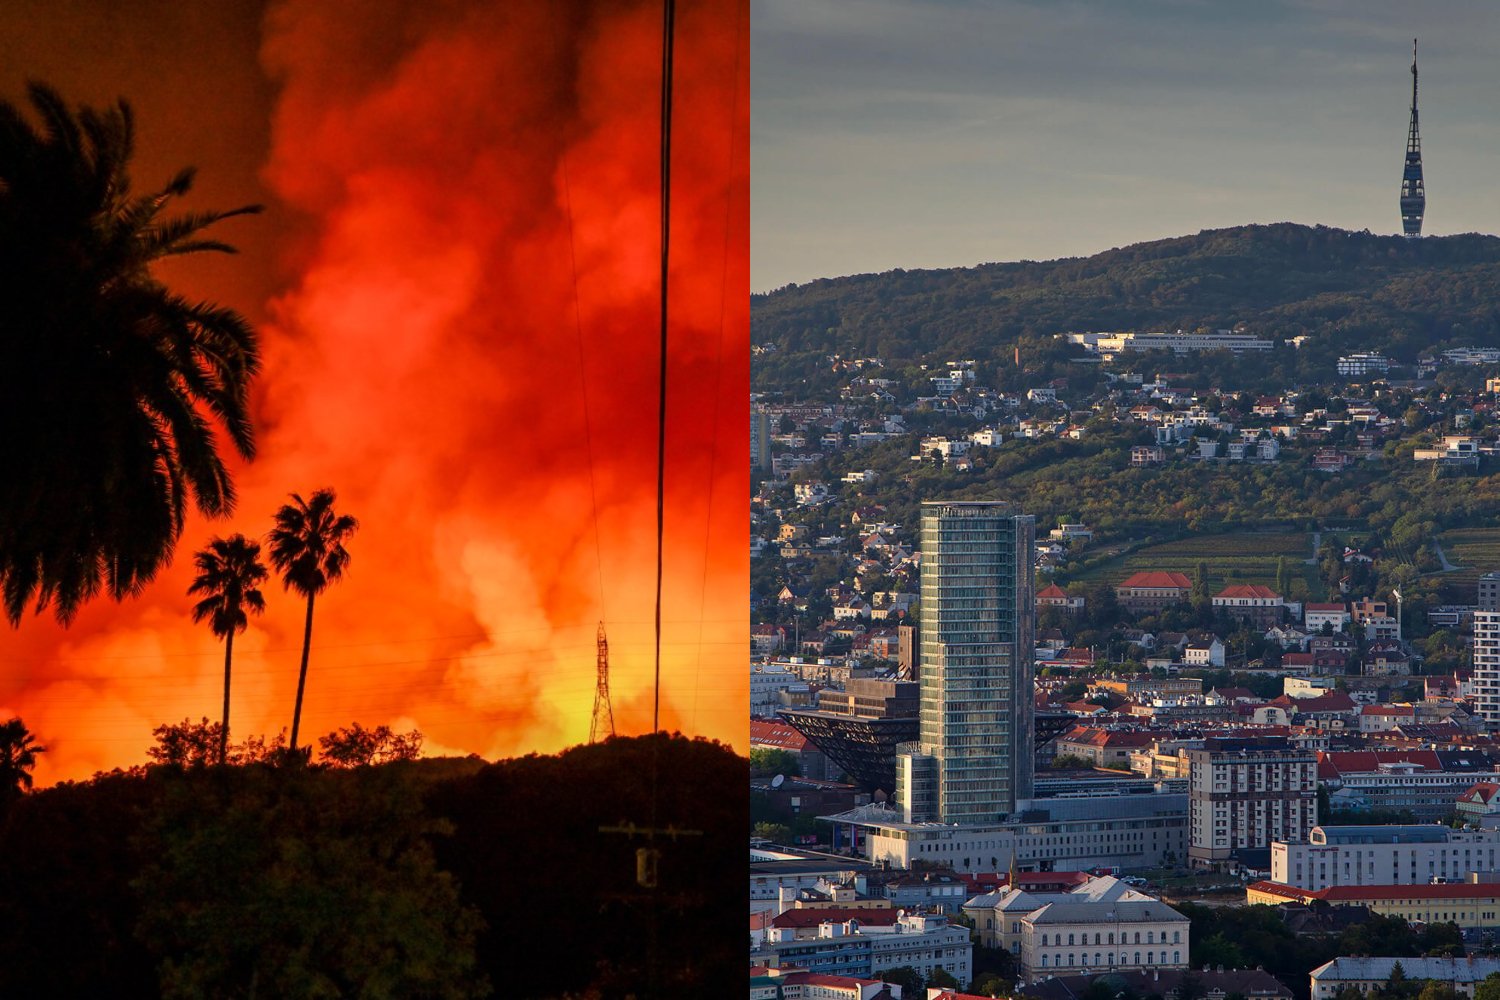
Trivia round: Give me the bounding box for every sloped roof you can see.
[1118,571,1193,590]
[750,719,809,751]
[1216,584,1282,600]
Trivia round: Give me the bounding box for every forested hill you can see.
[751,223,1500,386]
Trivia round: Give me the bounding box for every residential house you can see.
[1131,445,1166,466]
[1037,584,1085,613]
[1304,603,1351,634]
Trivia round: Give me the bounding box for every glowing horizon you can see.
[0,0,749,786]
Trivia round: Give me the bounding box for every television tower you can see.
[1400,37,1425,238]
[589,621,614,743]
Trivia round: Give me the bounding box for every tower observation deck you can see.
[1400,38,1425,238]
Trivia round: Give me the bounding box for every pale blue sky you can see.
[752,0,1500,291]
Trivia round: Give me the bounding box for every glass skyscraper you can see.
[914,501,1035,825]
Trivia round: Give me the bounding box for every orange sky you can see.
[0,0,748,784]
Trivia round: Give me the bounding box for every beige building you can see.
[1249,879,1500,932]
[963,875,1188,978]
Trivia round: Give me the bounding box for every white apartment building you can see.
[1272,824,1500,890]
[752,662,809,715]
[1187,741,1318,868]
[1476,611,1500,724]
[867,913,971,984]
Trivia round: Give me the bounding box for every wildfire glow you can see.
[0,0,748,784]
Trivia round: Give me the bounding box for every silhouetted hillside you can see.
[0,734,744,999]
[752,223,1500,386]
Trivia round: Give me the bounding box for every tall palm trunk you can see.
[289,592,316,753]
[220,630,235,764]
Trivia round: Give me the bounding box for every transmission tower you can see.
[589,621,615,743]
[1400,37,1425,238]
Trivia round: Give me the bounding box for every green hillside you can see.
[751,223,1500,388]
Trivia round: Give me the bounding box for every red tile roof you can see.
[1118,571,1193,590]
[784,972,884,988]
[1251,880,1500,903]
[1317,750,1442,777]
[1037,584,1070,599]
[771,908,898,929]
[1215,584,1282,600]
[750,719,809,751]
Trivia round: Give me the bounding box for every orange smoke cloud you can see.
[1,0,748,785]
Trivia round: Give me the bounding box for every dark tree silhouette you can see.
[317,723,422,767]
[0,718,45,805]
[0,83,261,626]
[268,489,358,753]
[187,534,268,763]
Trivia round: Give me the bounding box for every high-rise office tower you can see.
[1400,38,1425,238]
[905,500,1035,825]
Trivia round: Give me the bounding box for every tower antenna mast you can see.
[589,621,615,743]
[1400,37,1425,238]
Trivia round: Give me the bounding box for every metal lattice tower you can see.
[1400,37,1425,238]
[589,621,615,743]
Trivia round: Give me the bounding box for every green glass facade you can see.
[918,501,1035,824]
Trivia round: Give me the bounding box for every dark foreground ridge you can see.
[0,733,745,999]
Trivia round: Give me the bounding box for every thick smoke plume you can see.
[1,0,748,784]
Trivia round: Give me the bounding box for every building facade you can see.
[1115,572,1193,614]
[1187,739,1318,868]
[1476,611,1500,725]
[1271,824,1500,890]
[1480,572,1500,612]
[1311,957,1500,1000]
[1022,898,1189,978]
[904,501,1035,824]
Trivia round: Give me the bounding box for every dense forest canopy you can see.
[752,223,1500,388]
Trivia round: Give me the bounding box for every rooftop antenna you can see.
[1400,37,1425,238]
[589,621,615,743]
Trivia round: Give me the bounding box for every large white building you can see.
[1022,898,1189,978]
[962,873,1189,978]
[827,784,1189,874]
[1065,330,1273,358]
[1474,611,1500,724]
[1311,956,1500,1000]
[1271,824,1500,890]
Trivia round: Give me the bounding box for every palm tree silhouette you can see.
[269,489,358,754]
[1,718,46,807]
[187,534,268,764]
[0,83,262,626]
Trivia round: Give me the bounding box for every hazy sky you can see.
[752,0,1500,291]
